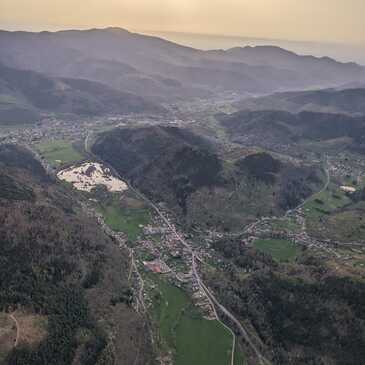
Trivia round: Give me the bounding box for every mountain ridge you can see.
[1,28,365,101]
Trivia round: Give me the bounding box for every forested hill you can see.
[0,144,153,365]
[235,87,365,116]
[0,63,164,124]
[92,127,323,230]
[219,110,365,154]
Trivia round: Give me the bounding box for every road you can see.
[32,134,269,364]
[82,132,271,365]
[9,313,20,348]
[128,184,271,365]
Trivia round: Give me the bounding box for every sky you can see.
[1,0,365,45]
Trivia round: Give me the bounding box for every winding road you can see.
[82,131,272,365]
[128,184,271,365]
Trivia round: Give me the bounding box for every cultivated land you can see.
[149,276,234,365]
[253,239,300,263]
[36,139,84,166]
[302,181,365,242]
[303,183,351,220]
[97,194,151,241]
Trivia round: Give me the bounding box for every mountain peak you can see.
[230,45,297,56]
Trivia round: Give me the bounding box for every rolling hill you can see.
[219,110,365,153]
[92,126,323,230]
[235,88,365,116]
[0,63,164,123]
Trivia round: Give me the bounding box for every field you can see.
[303,183,363,241]
[269,217,301,232]
[98,199,150,241]
[254,239,300,262]
[319,209,365,242]
[150,276,235,365]
[234,347,248,365]
[36,140,84,166]
[303,183,352,220]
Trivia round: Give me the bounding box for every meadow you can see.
[254,239,300,262]
[150,276,238,365]
[36,140,84,166]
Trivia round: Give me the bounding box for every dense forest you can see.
[0,144,152,365]
[207,236,365,365]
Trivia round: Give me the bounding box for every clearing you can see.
[0,313,16,362]
[98,194,150,241]
[36,140,84,166]
[0,311,47,362]
[254,239,300,263]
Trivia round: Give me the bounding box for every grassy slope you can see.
[302,183,364,241]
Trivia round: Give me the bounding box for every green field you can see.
[36,140,84,166]
[303,183,352,219]
[98,202,150,241]
[234,347,247,365]
[150,277,235,365]
[270,217,301,232]
[303,183,356,239]
[254,239,300,262]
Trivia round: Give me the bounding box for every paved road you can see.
[83,133,272,364]
[128,184,271,365]
[26,140,262,364]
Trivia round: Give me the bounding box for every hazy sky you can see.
[1,0,365,45]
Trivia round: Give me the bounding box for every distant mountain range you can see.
[0,63,164,124]
[1,27,365,106]
[146,30,365,65]
[235,87,365,116]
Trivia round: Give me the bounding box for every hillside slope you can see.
[235,88,365,116]
[208,237,365,365]
[0,144,153,365]
[219,110,365,153]
[92,126,323,230]
[0,63,164,124]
